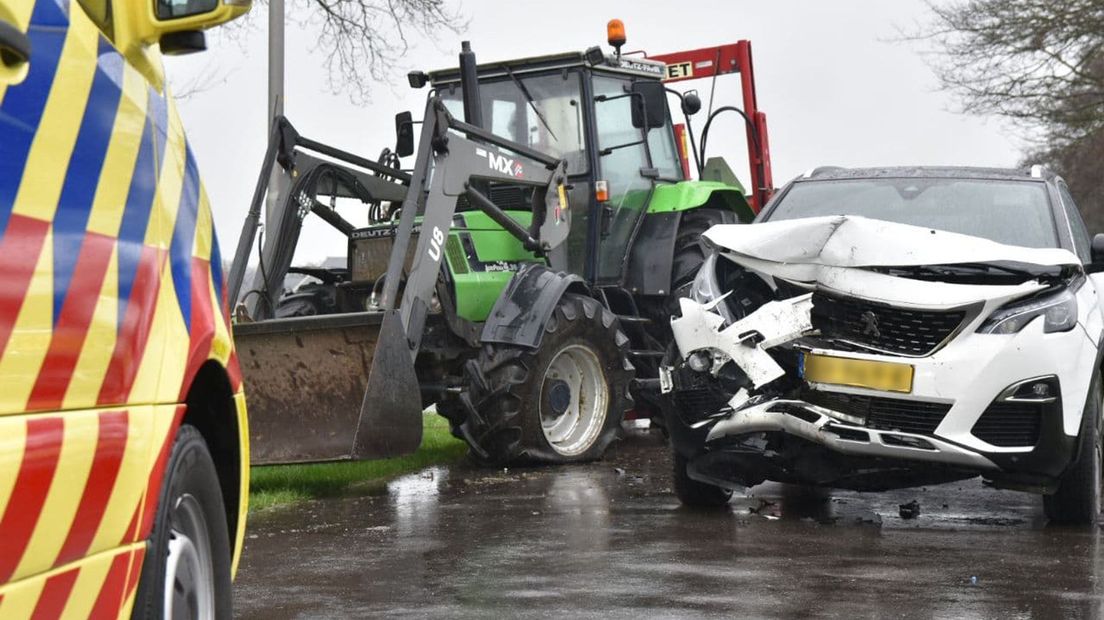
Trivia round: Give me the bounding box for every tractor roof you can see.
[427,50,666,85]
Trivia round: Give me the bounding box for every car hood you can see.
[702,215,1082,309]
[704,215,1080,268]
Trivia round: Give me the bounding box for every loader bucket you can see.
[235,311,423,465]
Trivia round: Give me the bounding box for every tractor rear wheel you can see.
[672,208,734,296]
[463,293,633,465]
[641,208,734,434]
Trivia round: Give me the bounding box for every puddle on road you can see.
[387,466,450,538]
[387,465,450,503]
[237,435,1104,619]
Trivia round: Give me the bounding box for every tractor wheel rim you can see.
[164,494,215,620]
[540,344,609,456]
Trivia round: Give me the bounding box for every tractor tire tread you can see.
[462,294,633,465]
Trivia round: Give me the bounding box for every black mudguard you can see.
[624,209,740,295]
[480,264,588,350]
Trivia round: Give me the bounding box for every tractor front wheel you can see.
[463,294,633,465]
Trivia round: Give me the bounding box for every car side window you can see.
[1058,183,1091,263]
[76,0,114,40]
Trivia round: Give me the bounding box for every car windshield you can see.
[440,71,587,174]
[766,178,1059,248]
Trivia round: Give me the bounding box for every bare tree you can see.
[918,0,1104,231]
[244,0,463,102]
[1026,129,1104,232]
[921,0,1104,142]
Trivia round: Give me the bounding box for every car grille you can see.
[971,402,1043,447]
[803,390,952,435]
[674,388,732,419]
[811,293,966,357]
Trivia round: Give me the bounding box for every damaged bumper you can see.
[703,399,997,471]
[665,294,814,399]
[663,246,1098,492]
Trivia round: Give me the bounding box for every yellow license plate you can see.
[802,353,914,393]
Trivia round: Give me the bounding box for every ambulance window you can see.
[77,0,114,39]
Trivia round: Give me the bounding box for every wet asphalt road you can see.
[235,430,1104,619]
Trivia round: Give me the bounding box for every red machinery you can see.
[649,42,774,212]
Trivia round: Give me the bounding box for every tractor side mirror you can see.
[630,81,666,130]
[395,111,415,158]
[682,91,702,116]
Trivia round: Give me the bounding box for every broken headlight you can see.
[978,287,1078,334]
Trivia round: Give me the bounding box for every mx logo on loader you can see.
[476,147,524,177]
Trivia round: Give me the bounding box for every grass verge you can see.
[249,412,467,512]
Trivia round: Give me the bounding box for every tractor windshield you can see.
[441,71,587,174]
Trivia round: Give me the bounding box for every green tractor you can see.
[227,29,774,466]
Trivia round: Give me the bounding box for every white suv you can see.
[662,166,1104,524]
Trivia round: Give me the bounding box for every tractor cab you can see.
[421,48,690,283]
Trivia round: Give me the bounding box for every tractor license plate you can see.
[802,353,914,393]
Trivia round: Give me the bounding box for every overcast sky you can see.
[166,0,1023,263]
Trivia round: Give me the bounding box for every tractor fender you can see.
[480,263,588,350]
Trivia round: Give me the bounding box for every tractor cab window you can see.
[440,71,587,174]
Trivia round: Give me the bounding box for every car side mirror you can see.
[630,81,666,130]
[1088,234,1104,273]
[395,111,415,158]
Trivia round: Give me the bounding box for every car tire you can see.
[1043,374,1103,525]
[673,451,732,508]
[132,425,233,619]
[463,293,634,465]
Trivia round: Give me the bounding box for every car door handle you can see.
[0,18,31,75]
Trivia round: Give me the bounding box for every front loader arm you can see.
[354,96,572,457]
[380,97,572,356]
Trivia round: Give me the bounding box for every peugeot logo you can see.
[860,310,882,338]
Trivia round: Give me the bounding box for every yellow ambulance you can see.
[0,0,250,617]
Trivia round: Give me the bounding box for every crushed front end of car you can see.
[662,215,1099,494]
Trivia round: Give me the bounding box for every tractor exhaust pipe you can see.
[460,41,483,129]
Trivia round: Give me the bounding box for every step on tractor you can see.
[228,22,775,465]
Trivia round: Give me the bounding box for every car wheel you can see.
[1043,374,1102,525]
[673,451,732,508]
[132,425,233,619]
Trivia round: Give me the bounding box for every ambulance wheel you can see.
[132,425,233,619]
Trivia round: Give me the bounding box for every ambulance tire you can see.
[132,425,233,619]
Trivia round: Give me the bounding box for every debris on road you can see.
[899,500,921,519]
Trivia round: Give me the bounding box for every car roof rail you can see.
[802,166,845,179]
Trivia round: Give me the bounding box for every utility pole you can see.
[265,0,286,232]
